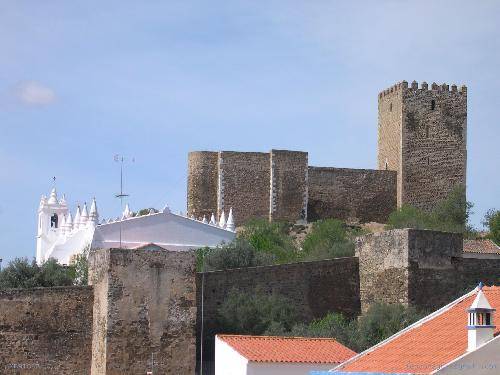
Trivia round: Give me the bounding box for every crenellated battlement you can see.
[379,80,467,99]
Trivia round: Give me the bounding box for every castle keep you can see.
[188,81,467,225]
[378,81,467,210]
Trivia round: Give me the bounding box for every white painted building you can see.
[36,188,236,265]
[215,335,356,375]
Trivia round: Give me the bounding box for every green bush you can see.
[0,258,75,289]
[217,289,298,335]
[387,185,473,234]
[238,219,298,263]
[356,302,424,350]
[387,204,430,230]
[483,209,500,246]
[196,239,276,272]
[265,303,424,352]
[301,219,357,260]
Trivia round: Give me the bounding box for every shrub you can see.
[387,185,473,234]
[269,303,424,352]
[238,219,298,263]
[356,302,424,350]
[387,205,430,230]
[196,239,276,272]
[301,219,357,260]
[217,289,298,335]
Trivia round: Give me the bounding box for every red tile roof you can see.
[217,335,356,364]
[338,286,500,374]
[463,239,500,254]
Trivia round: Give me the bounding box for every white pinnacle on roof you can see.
[226,208,235,232]
[202,216,208,224]
[74,205,82,230]
[47,187,58,204]
[219,211,226,229]
[59,194,67,205]
[89,198,99,225]
[80,202,89,226]
[59,215,66,235]
[65,211,73,231]
[122,203,132,219]
[209,213,216,225]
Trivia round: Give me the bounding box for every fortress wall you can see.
[187,151,219,219]
[270,150,308,222]
[218,151,270,225]
[307,167,397,223]
[196,257,360,374]
[0,286,94,374]
[89,247,197,375]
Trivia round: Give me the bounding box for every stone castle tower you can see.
[377,81,467,211]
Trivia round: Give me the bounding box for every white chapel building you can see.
[36,187,236,265]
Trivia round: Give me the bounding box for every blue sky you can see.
[1,1,499,264]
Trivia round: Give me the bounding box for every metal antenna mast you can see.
[114,155,133,248]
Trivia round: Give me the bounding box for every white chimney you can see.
[467,282,495,351]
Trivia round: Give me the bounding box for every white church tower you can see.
[36,188,68,264]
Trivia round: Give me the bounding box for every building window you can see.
[426,157,430,166]
[431,100,436,110]
[389,103,393,112]
[425,125,430,138]
[50,213,58,228]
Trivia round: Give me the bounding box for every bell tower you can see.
[36,188,68,264]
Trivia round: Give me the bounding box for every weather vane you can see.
[114,155,135,248]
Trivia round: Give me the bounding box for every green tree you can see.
[301,219,358,260]
[0,258,75,289]
[135,208,159,216]
[217,289,298,335]
[196,239,276,272]
[483,209,500,245]
[238,219,298,263]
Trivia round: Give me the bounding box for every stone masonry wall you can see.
[196,257,360,374]
[308,167,397,223]
[89,247,197,375]
[270,150,308,223]
[218,151,270,225]
[356,229,411,313]
[187,151,219,220]
[0,286,94,374]
[356,228,500,314]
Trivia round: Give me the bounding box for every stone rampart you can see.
[0,286,94,374]
[89,247,197,375]
[270,150,308,222]
[196,257,360,374]
[308,167,397,223]
[187,151,219,219]
[217,151,270,225]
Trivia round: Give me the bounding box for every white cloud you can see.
[13,81,56,105]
